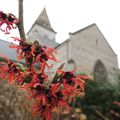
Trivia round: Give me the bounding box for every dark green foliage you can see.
[74,79,120,120]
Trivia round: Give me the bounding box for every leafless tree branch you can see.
[18,0,26,40]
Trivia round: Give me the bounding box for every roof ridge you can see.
[69,23,96,35]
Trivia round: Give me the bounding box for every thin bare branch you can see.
[18,0,26,40]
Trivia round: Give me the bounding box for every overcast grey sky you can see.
[0,0,120,67]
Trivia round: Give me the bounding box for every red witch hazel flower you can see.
[30,40,58,72]
[0,12,91,119]
[0,11,19,34]
[0,54,22,84]
[9,38,58,72]
[17,71,33,86]
[32,101,53,120]
[31,83,70,120]
[57,69,90,92]
[9,37,32,60]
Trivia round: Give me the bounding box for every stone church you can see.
[27,8,119,81]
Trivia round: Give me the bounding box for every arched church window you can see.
[93,60,107,81]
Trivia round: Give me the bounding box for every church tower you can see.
[27,8,58,47]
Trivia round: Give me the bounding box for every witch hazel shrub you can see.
[0,11,91,120]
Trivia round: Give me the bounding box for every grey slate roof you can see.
[0,40,17,61]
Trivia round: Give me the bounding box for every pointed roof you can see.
[55,23,117,56]
[35,8,56,33]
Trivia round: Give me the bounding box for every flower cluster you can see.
[9,37,58,72]
[0,11,90,120]
[0,11,18,34]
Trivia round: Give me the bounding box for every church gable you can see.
[70,24,117,57]
[69,23,118,73]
